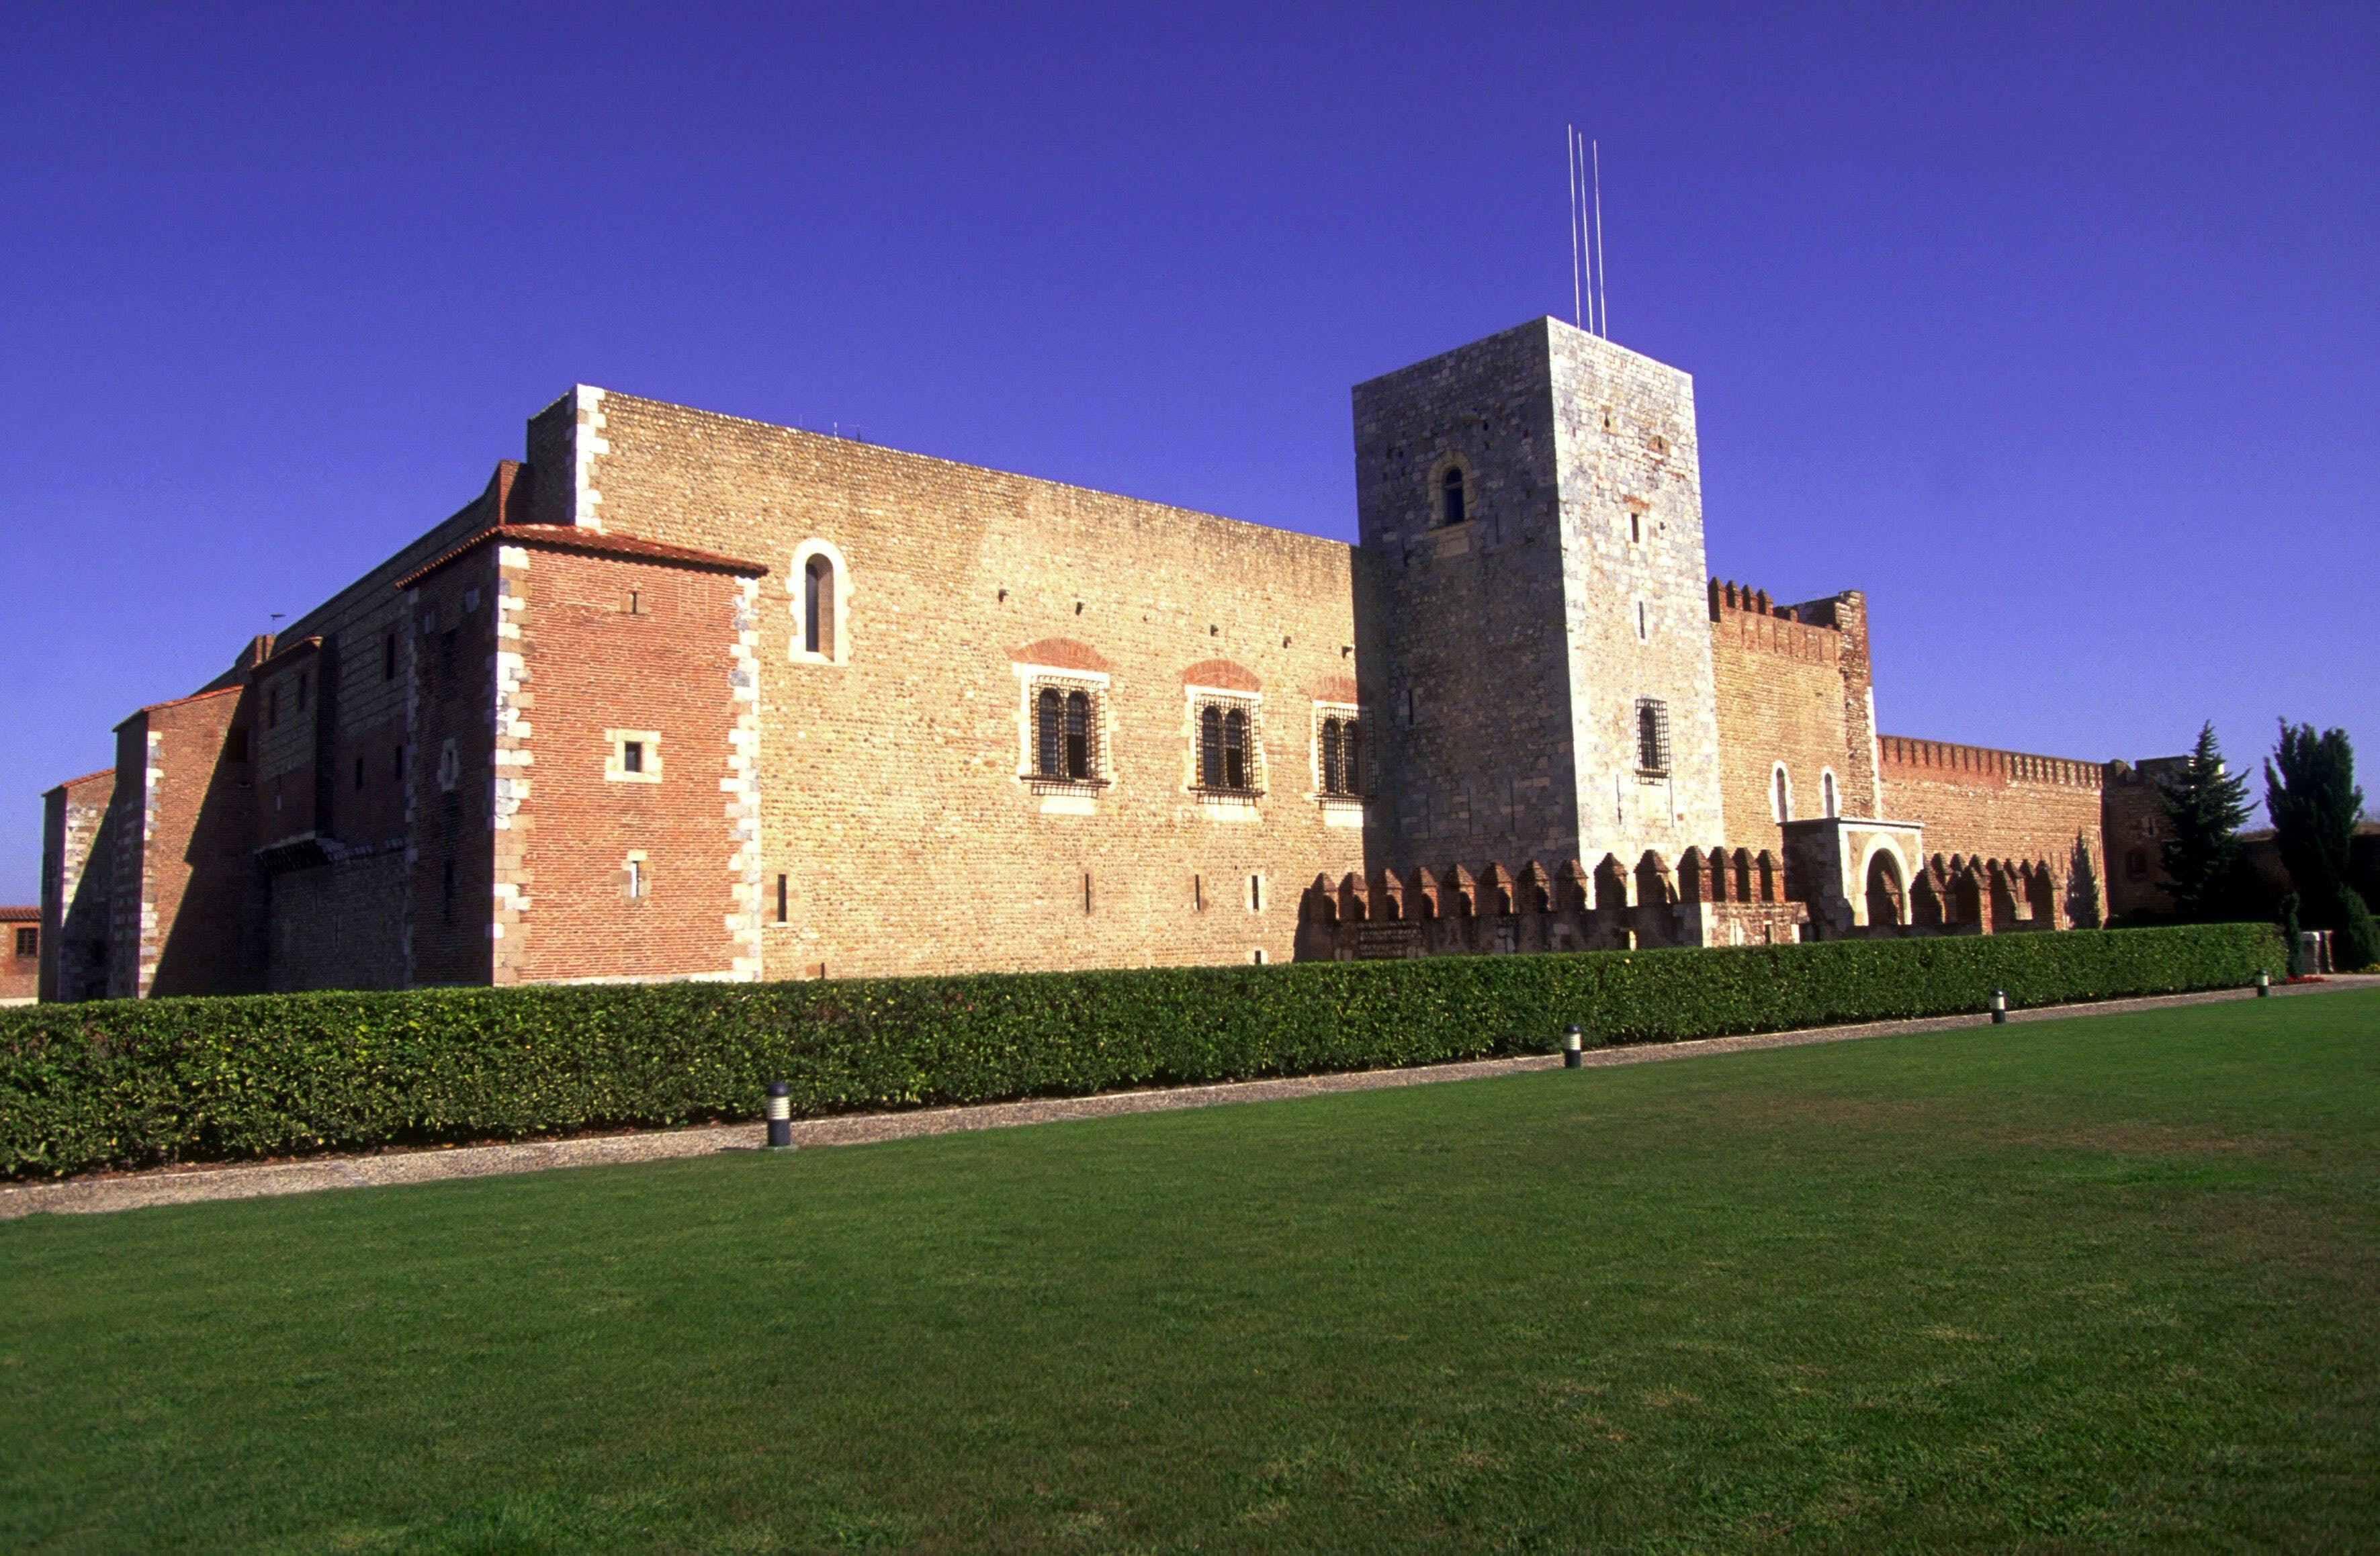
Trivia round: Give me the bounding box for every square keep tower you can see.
[1352,316,1724,877]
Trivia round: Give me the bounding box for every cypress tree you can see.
[2279,891,2303,976]
[2156,721,2252,921]
[2266,721,2378,970]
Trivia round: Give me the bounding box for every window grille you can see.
[1636,698,1671,775]
[1194,698,1262,794]
[1319,714,1362,797]
[1028,679,1103,783]
[15,927,36,957]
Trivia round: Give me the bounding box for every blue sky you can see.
[3,2,2373,899]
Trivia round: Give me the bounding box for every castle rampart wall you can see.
[1877,734,2107,923]
[1708,581,1879,860]
[532,390,1367,976]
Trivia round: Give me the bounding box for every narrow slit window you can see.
[803,554,834,656]
[1440,466,1465,526]
[776,874,789,923]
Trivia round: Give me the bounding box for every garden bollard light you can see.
[1563,1025,1584,1068]
[2256,969,2271,997]
[764,1080,793,1149]
[1990,989,2008,1025]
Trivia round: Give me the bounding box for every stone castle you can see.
[36,318,2186,1000]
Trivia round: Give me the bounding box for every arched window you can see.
[1029,681,1099,782]
[1036,687,1063,778]
[1772,763,1793,823]
[1223,707,1249,790]
[1200,704,1223,788]
[1440,466,1466,527]
[803,554,834,657]
[1064,689,1090,778]
[1821,768,1839,819]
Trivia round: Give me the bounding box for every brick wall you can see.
[39,768,115,1001]
[1709,583,1879,861]
[403,547,500,987]
[502,543,755,982]
[564,390,1366,976]
[2101,757,2185,919]
[101,688,254,998]
[0,909,36,1002]
[1877,735,2108,923]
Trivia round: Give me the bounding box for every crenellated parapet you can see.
[1880,735,2105,790]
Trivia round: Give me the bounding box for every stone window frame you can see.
[1427,454,1473,529]
[1012,664,1112,792]
[787,538,851,666]
[1820,767,1841,819]
[1771,761,1794,823]
[623,849,650,901]
[1186,686,1266,801]
[1311,700,1366,803]
[605,728,663,784]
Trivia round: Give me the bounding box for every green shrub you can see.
[0,924,2285,1180]
[2339,890,2380,972]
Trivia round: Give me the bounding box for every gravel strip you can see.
[7,975,2372,1220]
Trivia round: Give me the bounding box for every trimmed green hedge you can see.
[0,924,2285,1180]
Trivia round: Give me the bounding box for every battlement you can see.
[1880,735,2104,790]
[1708,578,1841,665]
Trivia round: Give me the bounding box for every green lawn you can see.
[4,994,2376,1554]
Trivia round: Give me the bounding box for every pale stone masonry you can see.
[36,316,2185,996]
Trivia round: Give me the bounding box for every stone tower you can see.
[1351,316,1724,878]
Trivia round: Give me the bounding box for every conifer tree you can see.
[2266,721,2379,970]
[2156,721,2251,921]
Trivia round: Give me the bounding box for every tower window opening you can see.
[1636,698,1671,776]
[1772,762,1793,822]
[1319,715,1364,797]
[1630,511,1642,544]
[1822,769,1840,818]
[1440,465,1466,527]
[776,873,789,923]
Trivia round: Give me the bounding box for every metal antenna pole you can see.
[1567,125,1583,328]
[1591,138,1609,336]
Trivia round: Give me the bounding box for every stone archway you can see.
[1865,850,1906,929]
